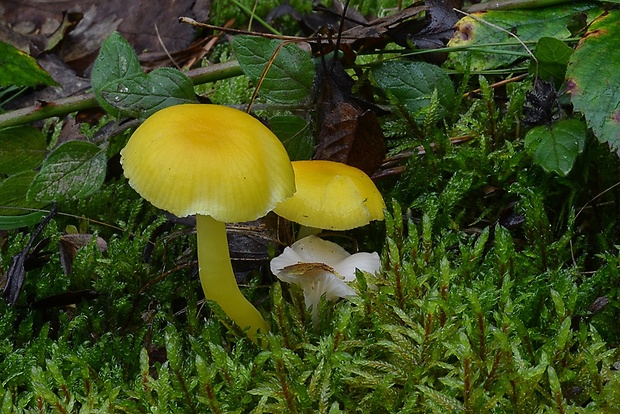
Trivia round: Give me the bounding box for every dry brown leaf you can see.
[314,59,385,176]
[59,233,108,275]
[1,0,208,72]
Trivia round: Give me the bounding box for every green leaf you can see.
[555,317,572,351]
[0,170,46,216]
[0,41,57,87]
[0,210,47,230]
[550,289,566,318]
[91,31,196,118]
[27,141,106,203]
[91,31,143,116]
[532,37,573,82]
[269,115,314,161]
[233,35,314,105]
[547,366,562,397]
[0,126,47,175]
[99,68,196,119]
[416,385,465,412]
[0,167,46,230]
[525,118,586,176]
[566,10,620,150]
[446,4,600,71]
[372,61,454,122]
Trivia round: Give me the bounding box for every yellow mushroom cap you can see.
[273,160,385,230]
[120,104,295,222]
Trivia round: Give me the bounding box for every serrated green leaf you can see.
[525,118,586,176]
[0,170,46,216]
[91,31,143,116]
[0,41,57,87]
[446,4,600,71]
[566,10,620,149]
[99,68,196,119]
[532,36,573,82]
[269,115,314,160]
[372,61,454,122]
[0,126,47,175]
[27,141,106,203]
[233,35,314,105]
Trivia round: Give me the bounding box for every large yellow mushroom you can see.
[120,104,295,343]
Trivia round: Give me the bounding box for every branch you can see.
[0,60,242,129]
[465,0,575,12]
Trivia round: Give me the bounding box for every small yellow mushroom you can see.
[273,160,385,234]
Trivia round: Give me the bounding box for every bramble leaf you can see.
[27,141,107,203]
[0,41,57,87]
[566,10,620,150]
[91,31,142,116]
[446,4,600,71]
[0,126,47,175]
[91,32,196,118]
[525,118,586,176]
[99,68,196,119]
[233,35,314,105]
[372,61,454,122]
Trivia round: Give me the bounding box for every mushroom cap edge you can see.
[120,104,296,222]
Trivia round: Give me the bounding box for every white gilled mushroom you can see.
[121,104,295,343]
[271,160,385,324]
[270,235,381,324]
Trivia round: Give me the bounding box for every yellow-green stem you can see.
[196,214,269,343]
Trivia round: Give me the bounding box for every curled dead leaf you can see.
[59,233,108,274]
[314,59,385,176]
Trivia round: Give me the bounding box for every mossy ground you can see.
[2,1,620,412]
[3,96,620,412]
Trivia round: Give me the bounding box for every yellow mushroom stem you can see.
[196,214,269,344]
